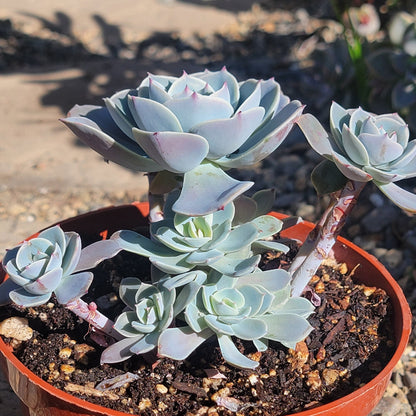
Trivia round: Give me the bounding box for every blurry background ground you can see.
[1,1,416,415]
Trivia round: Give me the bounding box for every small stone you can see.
[322,369,339,385]
[248,374,259,386]
[338,263,348,275]
[58,347,72,360]
[60,364,75,375]
[0,317,33,341]
[306,370,322,390]
[156,384,168,394]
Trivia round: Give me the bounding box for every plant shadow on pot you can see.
[0,202,412,416]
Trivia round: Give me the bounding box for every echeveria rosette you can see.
[61,68,304,215]
[100,271,205,364]
[0,226,93,307]
[298,102,416,212]
[79,200,289,278]
[157,269,314,369]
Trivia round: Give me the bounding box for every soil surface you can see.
[0,248,395,416]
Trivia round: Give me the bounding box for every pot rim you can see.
[0,202,411,416]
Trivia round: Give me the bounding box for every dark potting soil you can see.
[0,249,395,416]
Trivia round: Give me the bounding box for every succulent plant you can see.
[0,226,92,307]
[297,102,416,213]
[158,269,314,369]
[61,67,304,215]
[79,198,289,278]
[366,12,416,132]
[100,271,206,363]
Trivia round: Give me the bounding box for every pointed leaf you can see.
[214,223,259,253]
[172,162,253,216]
[341,125,370,166]
[375,181,416,213]
[24,268,63,295]
[100,336,142,364]
[210,254,261,277]
[132,128,209,173]
[54,272,93,304]
[165,93,234,132]
[128,96,182,132]
[192,108,265,160]
[158,326,214,360]
[61,106,162,172]
[9,288,51,307]
[217,334,259,369]
[75,239,122,272]
[217,101,303,168]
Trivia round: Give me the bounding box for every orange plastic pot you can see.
[0,202,411,416]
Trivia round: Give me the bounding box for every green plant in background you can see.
[367,11,416,132]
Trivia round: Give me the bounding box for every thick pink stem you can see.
[290,180,366,297]
[65,299,122,340]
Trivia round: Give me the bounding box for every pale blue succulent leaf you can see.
[251,215,283,239]
[237,284,269,316]
[9,288,51,307]
[210,254,261,277]
[200,221,231,251]
[132,128,209,174]
[374,113,409,147]
[38,226,66,251]
[231,318,267,340]
[154,227,200,252]
[388,140,416,171]
[128,96,182,132]
[217,334,259,369]
[211,203,235,227]
[331,151,373,182]
[341,125,370,165]
[24,268,63,295]
[2,246,19,268]
[149,253,193,274]
[217,101,303,168]
[252,240,289,253]
[61,109,162,173]
[129,331,160,354]
[237,80,261,112]
[75,239,122,272]
[262,314,313,349]
[19,258,48,280]
[100,336,142,364]
[119,277,142,309]
[191,107,265,160]
[60,232,82,276]
[235,268,291,293]
[103,93,136,139]
[349,107,372,136]
[359,133,404,165]
[214,223,259,253]
[164,94,234,132]
[297,113,336,157]
[54,272,93,305]
[253,338,268,352]
[185,301,208,332]
[363,166,403,183]
[114,311,144,337]
[15,239,51,270]
[158,326,214,360]
[147,78,172,103]
[173,281,202,316]
[274,297,315,318]
[4,260,31,286]
[193,67,240,108]
[115,230,174,257]
[167,72,208,97]
[375,181,416,213]
[204,315,234,335]
[186,249,224,265]
[172,162,253,216]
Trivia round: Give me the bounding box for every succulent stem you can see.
[290,180,366,297]
[65,299,123,340]
[147,172,165,223]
